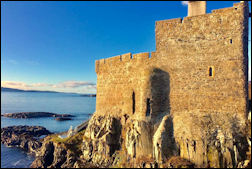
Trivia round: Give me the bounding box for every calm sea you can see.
[1,91,96,168]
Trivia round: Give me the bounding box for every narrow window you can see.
[193,141,196,152]
[230,39,232,44]
[133,142,136,158]
[146,98,150,116]
[209,67,213,77]
[132,92,135,114]
[208,66,215,77]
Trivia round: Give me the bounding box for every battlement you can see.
[96,2,248,74]
[155,1,248,52]
[95,52,156,73]
[156,1,246,26]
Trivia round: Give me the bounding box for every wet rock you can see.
[1,125,51,154]
[55,117,72,121]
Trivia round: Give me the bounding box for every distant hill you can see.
[1,87,25,92]
[1,87,59,93]
[1,87,96,97]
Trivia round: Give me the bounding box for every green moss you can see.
[46,130,86,156]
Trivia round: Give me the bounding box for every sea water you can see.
[1,91,96,168]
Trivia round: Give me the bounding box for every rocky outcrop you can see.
[31,141,55,168]
[78,111,250,168]
[82,115,122,166]
[1,112,74,119]
[31,119,92,168]
[125,119,153,159]
[153,115,178,162]
[31,141,70,168]
[1,125,52,154]
[172,110,249,168]
[26,110,251,168]
[31,132,94,168]
[55,117,72,121]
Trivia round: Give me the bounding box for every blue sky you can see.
[1,1,251,94]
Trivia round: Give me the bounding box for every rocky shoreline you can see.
[1,120,91,168]
[1,112,74,120]
[2,113,250,168]
[1,125,52,154]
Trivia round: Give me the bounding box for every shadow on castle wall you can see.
[150,68,171,118]
[150,68,178,161]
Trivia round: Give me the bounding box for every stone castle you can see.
[83,1,250,168]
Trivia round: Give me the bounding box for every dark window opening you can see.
[146,98,151,116]
[230,39,232,44]
[132,92,135,114]
[193,141,196,152]
[209,67,213,77]
[133,142,136,158]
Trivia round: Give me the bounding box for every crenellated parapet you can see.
[155,1,247,28]
[95,52,156,73]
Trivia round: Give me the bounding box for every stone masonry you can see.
[95,1,249,124]
[83,1,250,168]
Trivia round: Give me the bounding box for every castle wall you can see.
[95,2,248,122]
[155,2,248,120]
[95,52,158,119]
[86,2,250,166]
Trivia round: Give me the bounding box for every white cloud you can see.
[32,83,53,87]
[1,80,97,93]
[1,81,31,89]
[181,1,189,6]
[52,81,96,88]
